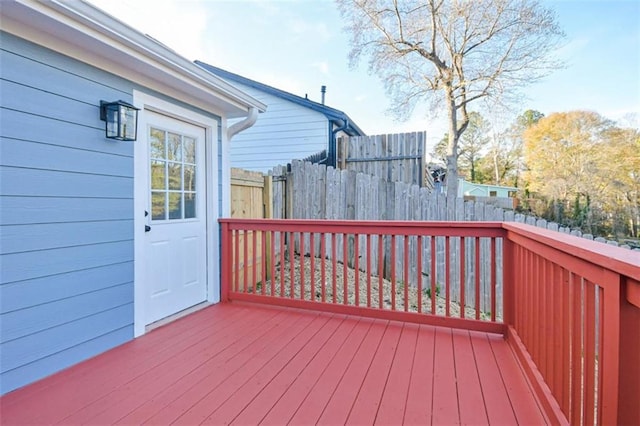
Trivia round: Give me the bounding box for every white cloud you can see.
[289,18,332,42]
[311,61,330,75]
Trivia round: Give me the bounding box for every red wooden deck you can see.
[1,302,546,425]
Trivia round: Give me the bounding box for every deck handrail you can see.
[219,218,639,425]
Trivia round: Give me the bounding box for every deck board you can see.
[1,303,546,425]
[403,324,436,424]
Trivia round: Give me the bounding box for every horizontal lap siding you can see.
[0,33,135,395]
[227,83,328,171]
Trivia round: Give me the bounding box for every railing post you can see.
[220,221,230,303]
[615,277,640,425]
[502,232,515,329]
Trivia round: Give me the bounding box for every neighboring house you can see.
[196,61,365,172]
[0,0,265,395]
[458,179,519,209]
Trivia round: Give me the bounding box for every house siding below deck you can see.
[0,32,135,395]
[225,81,329,171]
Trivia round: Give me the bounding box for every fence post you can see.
[263,175,273,279]
[285,167,293,219]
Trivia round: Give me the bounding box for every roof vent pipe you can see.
[321,85,326,105]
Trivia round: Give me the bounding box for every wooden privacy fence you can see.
[337,132,431,188]
[268,159,636,311]
[230,168,272,286]
[220,218,640,425]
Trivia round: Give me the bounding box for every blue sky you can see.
[89,0,639,149]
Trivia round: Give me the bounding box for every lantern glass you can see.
[101,100,139,141]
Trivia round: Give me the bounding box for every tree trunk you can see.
[445,91,459,216]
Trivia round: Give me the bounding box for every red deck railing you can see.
[502,222,640,426]
[220,219,640,426]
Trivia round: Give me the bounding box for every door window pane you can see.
[185,192,196,218]
[184,165,196,192]
[168,192,182,219]
[168,163,182,190]
[150,128,165,159]
[184,137,196,164]
[168,132,182,161]
[152,191,166,220]
[151,160,166,190]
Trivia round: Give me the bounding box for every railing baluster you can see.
[270,230,275,296]
[355,233,360,307]
[540,257,548,383]
[300,232,305,300]
[417,236,423,314]
[280,231,285,297]
[445,237,450,317]
[533,253,540,367]
[545,259,555,396]
[234,229,239,293]
[289,232,295,299]
[584,280,597,426]
[343,233,348,305]
[243,229,249,293]
[403,235,409,312]
[321,232,326,303]
[261,230,266,295]
[561,267,570,417]
[596,285,604,425]
[475,237,480,320]
[391,235,396,311]
[332,233,337,304]
[490,238,496,322]
[310,233,315,302]
[570,273,583,425]
[252,228,257,293]
[551,264,562,405]
[378,234,384,309]
[366,234,372,308]
[460,236,466,319]
[431,236,437,315]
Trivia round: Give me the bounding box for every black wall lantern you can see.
[100,100,140,141]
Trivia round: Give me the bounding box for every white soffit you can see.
[0,0,266,119]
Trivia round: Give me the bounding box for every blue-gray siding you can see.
[227,82,329,172]
[0,32,135,395]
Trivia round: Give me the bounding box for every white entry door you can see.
[144,111,207,325]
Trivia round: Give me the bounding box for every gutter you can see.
[227,107,259,140]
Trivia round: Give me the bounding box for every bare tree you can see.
[337,0,564,205]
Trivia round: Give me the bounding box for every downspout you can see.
[227,106,259,140]
[329,118,349,168]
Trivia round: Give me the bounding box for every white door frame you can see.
[133,90,220,337]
